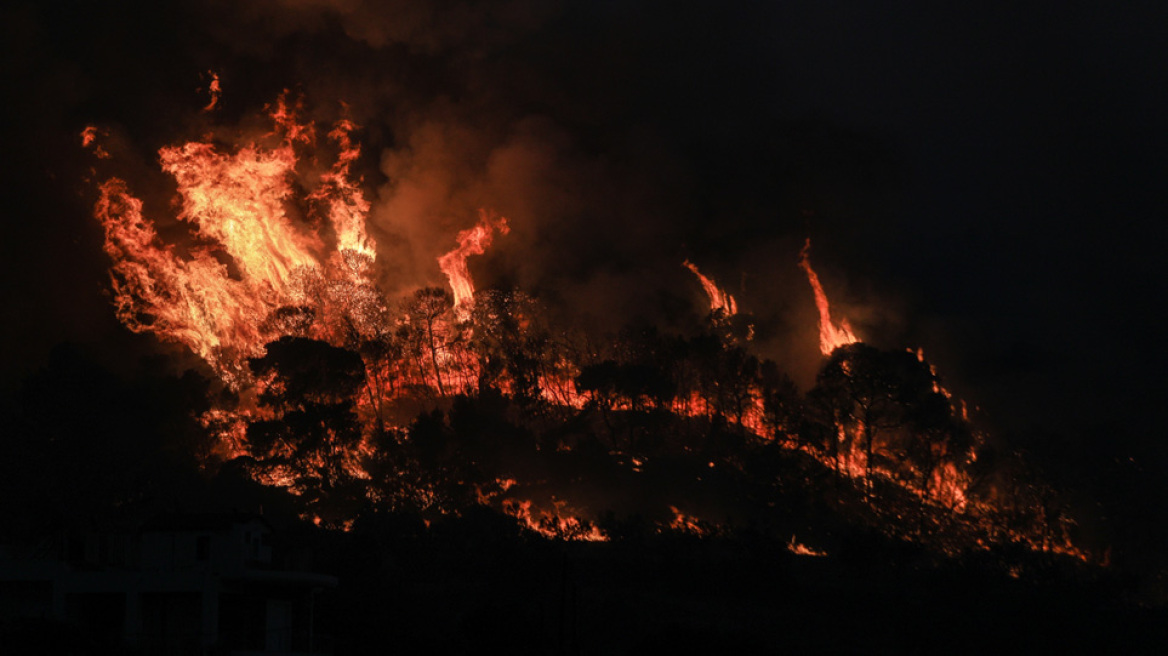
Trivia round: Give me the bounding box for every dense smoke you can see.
[1,1,919,392]
[143,0,910,388]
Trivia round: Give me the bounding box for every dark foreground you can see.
[318,513,1163,655]
[3,509,1165,655]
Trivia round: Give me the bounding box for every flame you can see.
[203,71,221,112]
[929,461,970,512]
[96,178,275,377]
[787,535,828,557]
[682,260,737,316]
[267,94,315,145]
[502,499,607,542]
[85,89,1096,566]
[159,141,318,291]
[667,506,714,536]
[312,119,376,262]
[438,210,509,319]
[474,477,518,505]
[91,94,380,382]
[81,126,110,159]
[798,239,859,356]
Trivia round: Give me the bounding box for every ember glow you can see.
[83,89,1096,565]
[799,238,859,356]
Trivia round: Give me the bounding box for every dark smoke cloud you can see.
[173,0,902,383]
[5,1,1168,491]
[269,0,559,53]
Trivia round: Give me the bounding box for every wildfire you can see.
[81,126,110,159]
[798,238,859,356]
[91,93,385,383]
[203,71,221,112]
[314,119,377,262]
[683,260,737,316]
[96,179,274,378]
[84,88,1097,567]
[787,535,828,557]
[438,210,509,320]
[159,138,318,292]
[667,506,715,537]
[502,499,607,542]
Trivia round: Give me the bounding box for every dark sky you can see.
[2,1,1166,495]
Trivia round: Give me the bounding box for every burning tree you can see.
[397,287,460,398]
[807,343,973,506]
[78,87,1098,563]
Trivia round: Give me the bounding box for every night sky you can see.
[3,2,1166,542]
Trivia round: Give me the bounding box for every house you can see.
[0,513,337,654]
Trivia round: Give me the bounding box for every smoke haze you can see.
[3,0,1167,492]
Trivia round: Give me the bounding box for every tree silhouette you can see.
[808,343,959,491]
[760,360,803,441]
[356,332,403,437]
[398,287,456,396]
[470,290,545,406]
[4,344,212,536]
[246,336,367,521]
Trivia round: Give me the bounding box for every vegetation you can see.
[2,323,1166,652]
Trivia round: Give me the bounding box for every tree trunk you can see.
[863,419,875,496]
[425,318,447,397]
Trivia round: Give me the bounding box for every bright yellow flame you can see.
[313,119,376,261]
[160,140,319,293]
[92,95,378,384]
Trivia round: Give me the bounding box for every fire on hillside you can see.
[83,87,1093,565]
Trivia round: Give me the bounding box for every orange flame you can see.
[159,140,318,292]
[682,260,737,316]
[502,499,607,542]
[203,71,221,112]
[92,95,377,382]
[787,535,828,557]
[437,210,509,319]
[667,506,715,536]
[85,90,1093,565]
[96,179,275,379]
[81,126,110,159]
[311,118,376,262]
[798,239,858,356]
